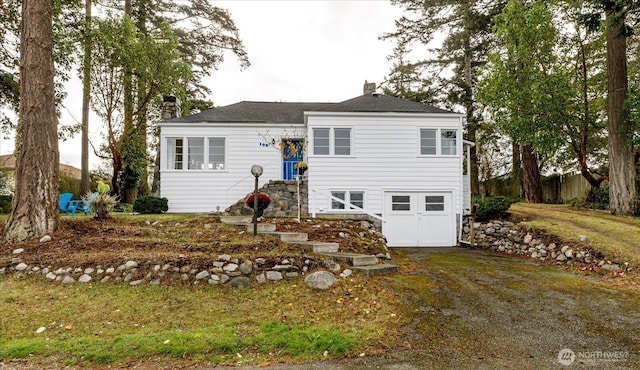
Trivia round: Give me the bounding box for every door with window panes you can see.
[384,192,455,247]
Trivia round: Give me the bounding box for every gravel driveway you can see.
[210,248,639,369]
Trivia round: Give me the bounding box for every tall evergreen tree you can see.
[382,0,506,195]
[5,0,59,242]
[581,0,638,214]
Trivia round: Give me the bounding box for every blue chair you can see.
[59,193,77,216]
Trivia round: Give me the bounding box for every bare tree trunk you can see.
[5,0,59,243]
[521,143,543,203]
[606,8,636,215]
[80,0,91,195]
[511,142,522,197]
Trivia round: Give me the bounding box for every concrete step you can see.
[262,232,308,242]
[352,263,399,276]
[292,241,340,253]
[320,252,379,267]
[245,223,277,233]
[219,215,253,224]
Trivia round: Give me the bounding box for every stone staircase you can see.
[219,216,398,276]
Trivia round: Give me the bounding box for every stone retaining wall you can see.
[462,218,624,271]
[3,251,355,287]
[226,180,308,218]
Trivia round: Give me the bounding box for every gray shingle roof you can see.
[313,94,455,114]
[164,94,455,124]
[166,101,333,124]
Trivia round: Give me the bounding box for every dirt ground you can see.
[0,216,388,273]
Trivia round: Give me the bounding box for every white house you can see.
[158,86,472,247]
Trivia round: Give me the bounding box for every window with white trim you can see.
[420,129,437,155]
[166,136,226,170]
[420,129,457,156]
[425,195,445,211]
[331,191,365,210]
[313,128,352,156]
[208,138,225,170]
[167,138,184,169]
[391,195,411,211]
[187,137,205,169]
[441,130,457,155]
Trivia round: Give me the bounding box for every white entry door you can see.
[384,192,455,247]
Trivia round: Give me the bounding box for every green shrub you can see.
[0,195,12,213]
[133,196,168,214]
[586,184,609,210]
[472,196,514,222]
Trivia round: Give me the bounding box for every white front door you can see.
[384,191,455,247]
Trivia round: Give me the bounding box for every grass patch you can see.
[0,274,401,367]
[510,203,640,265]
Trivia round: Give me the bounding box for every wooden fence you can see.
[484,172,596,203]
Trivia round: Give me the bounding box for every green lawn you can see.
[509,203,640,265]
[0,275,403,367]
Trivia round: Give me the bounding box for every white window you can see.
[334,128,351,155]
[420,129,437,155]
[391,195,411,211]
[331,191,365,210]
[208,138,225,170]
[187,137,205,169]
[313,128,330,155]
[425,195,445,211]
[313,128,352,156]
[167,138,184,169]
[441,130,457,155]
[166,136,226,170]
[420,129,457,156]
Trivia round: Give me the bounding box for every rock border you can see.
[462,220,626,272]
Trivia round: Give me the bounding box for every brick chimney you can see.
[363,81,376,95]
[162,95,181,120]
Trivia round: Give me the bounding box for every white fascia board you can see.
[158,121,305,128]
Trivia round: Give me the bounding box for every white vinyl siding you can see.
[307,113,464,219]
[160,124,304,213]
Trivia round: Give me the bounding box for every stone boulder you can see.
[304,270,337,290]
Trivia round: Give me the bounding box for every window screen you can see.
[331,191,346,210]
[425,195,445,211]
[167,138,183,169]
[187,137,205,169]
[392,195,411,211]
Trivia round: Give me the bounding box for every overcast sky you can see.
[1,0,404,169]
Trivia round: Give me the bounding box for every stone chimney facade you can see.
[363,81,376,95]
[162,95,181,120]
